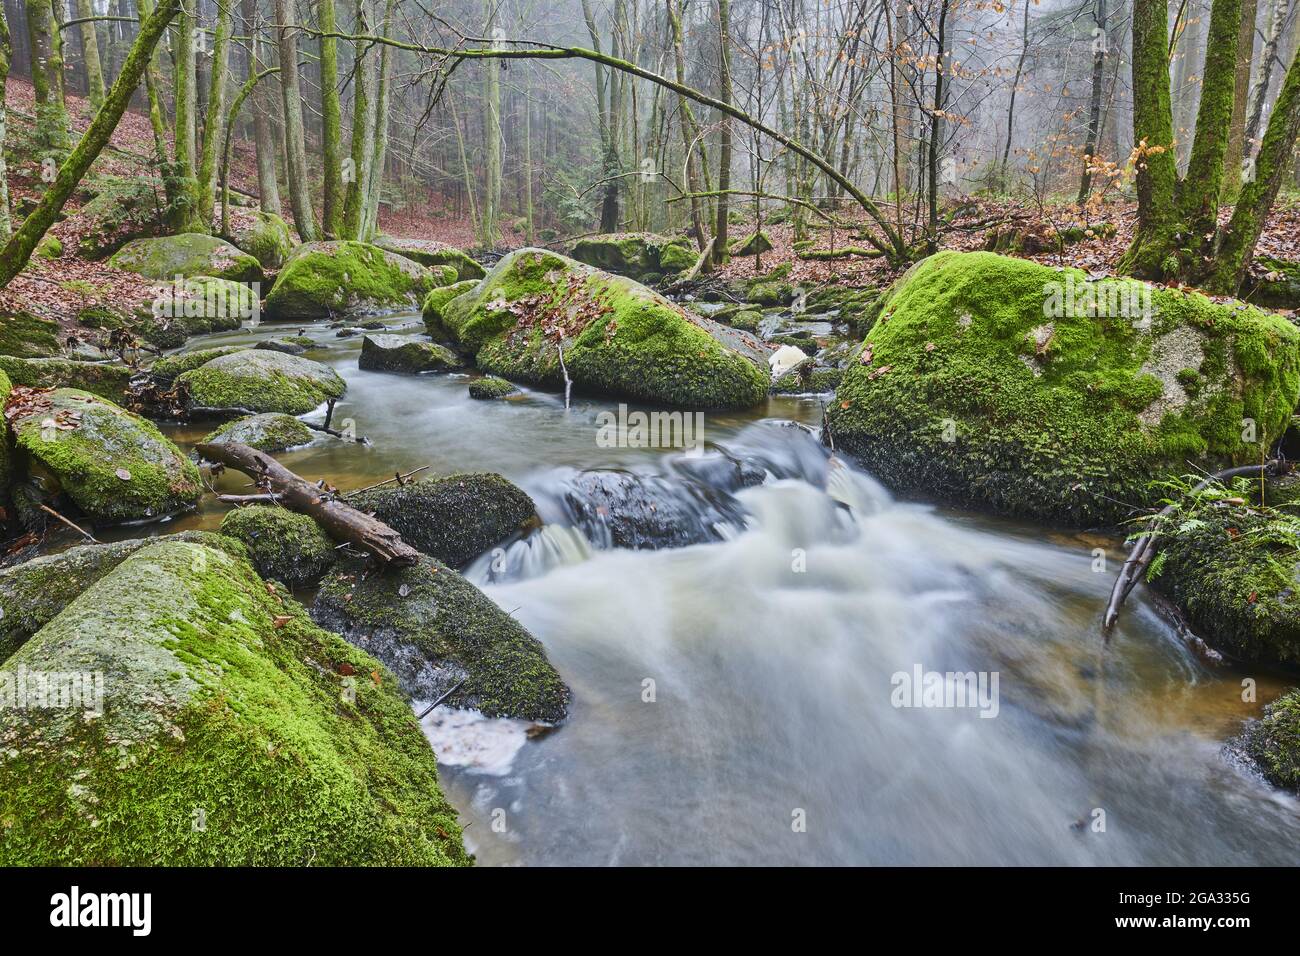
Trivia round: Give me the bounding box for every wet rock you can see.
[358,334,463,374]
[373,236,486,281]
[226,211,295,269]
[148,345,250,382]
[5,387,202,524]
[176,348,345,415]
[349,473,536,567]
[264,240,437,320]
[1240,688,1300,791]
[570,232,696,281]
[0,356,132,403]
[313,555,570,722]
[468,375,517,400]
[219,505,336,585]
[0,539,469,865]
[200,412,313,452]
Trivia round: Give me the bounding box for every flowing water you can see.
[142,313,1300,865]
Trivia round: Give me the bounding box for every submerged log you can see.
[195,441,420,567]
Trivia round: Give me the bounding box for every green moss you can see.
[149,345,250,381]
[7,388,202,524]
[570,233,696,279]
[313,554,569,722]
[0,312,62,358]
[0,540,470,865]
[422,279,479,340]
[348,473,536,567]
[177,349,346,415]
[825,251,1300,526]
[0,531,246,665]
[0,356,132,402]
[1242,688,1300,791]
[226,212,294,270]
[219,505,335,585]
[373,237,486,281]
[442,249,769,409]
[264,241,432,320]
[771,366,843,394]
[74,176,166,259]
[729,309,762,332]
[747,281,793,307]
[35,235,62,259]
[358,334,463,374]
[201,412,313,452]
[729,231,773,256]
[109,233,263,283]
[468,375,517,400]
[132,278,259,349]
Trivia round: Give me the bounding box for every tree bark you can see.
[25,0,70,156]
[0,0,180,288]
[318,0,343,236]
[196,441,420,567]
[197,0,233,229]
[276,0,318,240]
[1077,0,1109,203]
[1223,0,1260,202]
[711,0,732,264]
[74,0,105,108]
[0,10,11,241]
[1245,0,1290,151]
[240,0,281,215]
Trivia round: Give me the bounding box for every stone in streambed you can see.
[110,233,263,283]
[358,334,463,374]
[219,505,336,585]
[200,413,314,452]
[176,348,345,415]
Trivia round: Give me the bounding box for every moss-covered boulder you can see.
[74,176,166,259]
[771,364,842,394]
[422,279,479,341]
[313,555,569,722]
[149,345,250,382]
[468,375,517,400]
[226,211,295,270]
[825,251,1300,526]
[730,231,773,257]
[0,311,62,358]
[35,235,62,259]
[374,236,486,281]
[219,505,336,585]
[264,241,433,320]
[110,233,263,284]
[200,412,313,452]
[132,277,259,349]
[348,473,536,567]
[0,531,244,665]
[358,334,463,374]
[176,349,346,415]
[1241,689,1300,791]
[571,232,697,280]
[0,540,470,865]
[5,387,202,524]
[0,356,132,402]
[1150,505,1300,664]
[440,249,769,408]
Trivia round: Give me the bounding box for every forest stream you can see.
[83,308,1299,867]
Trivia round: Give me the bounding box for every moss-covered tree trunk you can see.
[361,0,397,240]
[0,11,11,241]
[342,0,376,240]
[196,0,232,229]
[168,0,204,232]
[276,0,317,240]
[0,0,181,289]
[1208,40,1300,292]
[1222,0,1260,203]
[1245,0,1289,149]
[711,0,732,264]
[25,0,71,157]
[1116,0,1182,278]
[137,0,177,211]
[1178,0,1243,245]
[477,0,502,247]
[318,0,343,237]
[74,0,106,109]
[240,0,281,216]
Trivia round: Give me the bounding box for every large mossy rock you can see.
[439,248,769,408]
[0,311,62,357]
[226,211,295,270]
[358,334,463,374]
[110,233,263,284]
[348,473,536,567]
[313,555,570,722]
[74,176,165,259]
[422,279,479,340]
[374,236,486,281]
[570,233,696,281]
[0,540,470,865]
[5,387,202,524]
[1241,689,1300,791]
[264,241,435,320]
[219,505,336,585]
[131,277,259,349]
[149,345,250,382]
[176,349,346,415]
[200,412,313,452]
[0,356,132,403]
[825,251,1300,526]
[0,531,244,665]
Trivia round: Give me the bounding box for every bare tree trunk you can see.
[74,0,105,108]
[1077,0,1109,203]
[276,0,317,240]
[197,0,233,229]
[711,0,732,264]
[1223,0,1261,203]
[241,0,281,215]
[0,11,11,240]
[1246,0,1290,151]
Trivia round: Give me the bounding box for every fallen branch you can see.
[341,466,430,498]
[38,504,98,543]
[1101,459,1287,636]
[196,441,420,567]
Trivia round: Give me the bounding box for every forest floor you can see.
[4,75,1300,340]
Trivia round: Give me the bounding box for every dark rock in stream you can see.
[312,555,570,722]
